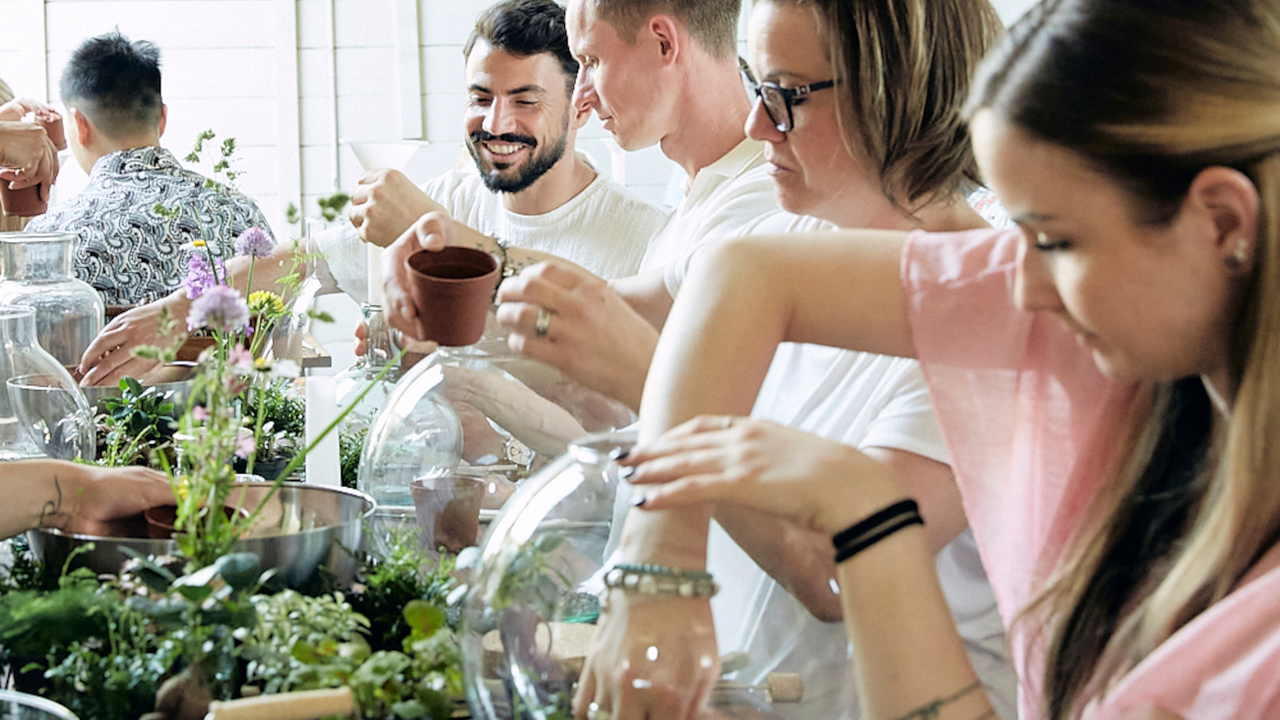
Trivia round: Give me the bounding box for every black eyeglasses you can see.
[739,59,834,133]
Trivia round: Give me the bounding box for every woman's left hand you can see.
[51,463,173,536]
[621,416,907,536]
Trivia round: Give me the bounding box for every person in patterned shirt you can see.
[25,31,273,306]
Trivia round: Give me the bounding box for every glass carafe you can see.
[333,303,400,434]
[0,305,95,460]
[0,232,105,368]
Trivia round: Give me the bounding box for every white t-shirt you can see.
[315,156,666,300]
[661,191,1017,718]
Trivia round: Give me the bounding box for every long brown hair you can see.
[971,0,1280,716]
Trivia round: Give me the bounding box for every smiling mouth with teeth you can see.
[486,143,526,156]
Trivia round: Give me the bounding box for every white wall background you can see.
[2,0,1040,235]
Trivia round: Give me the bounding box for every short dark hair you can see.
[464,0,579,97]
[60,31,163,139]
[591,0,741,59]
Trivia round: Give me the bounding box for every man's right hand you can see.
[347,169,446,248]
[79,295,190,387]
[0,121,58,200]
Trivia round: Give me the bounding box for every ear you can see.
[157,103,168,138]
[571,97,591,129]
[72,107,92,146]
[648,14,682,67]
[1184,166,1260,274]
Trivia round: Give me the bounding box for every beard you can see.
[465,112,571,194]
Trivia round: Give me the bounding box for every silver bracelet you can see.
[603,563,719,599]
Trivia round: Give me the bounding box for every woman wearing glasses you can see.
[573,0,1016,719]
[622,0,1280,718]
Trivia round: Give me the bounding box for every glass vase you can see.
[333,303,400,434]
[0,305,95,460]
[0,232,105,368]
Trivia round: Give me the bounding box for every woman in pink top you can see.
[609,0,1280,719]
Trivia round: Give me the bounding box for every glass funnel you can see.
[0,232,105,368]
[0,305,94,460]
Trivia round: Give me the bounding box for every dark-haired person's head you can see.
[968,1,1280,717]
[60,31,165,172]
[462,0,588,193]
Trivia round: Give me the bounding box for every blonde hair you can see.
[972,0,1280,716]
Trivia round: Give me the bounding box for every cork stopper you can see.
[765,673,804,703]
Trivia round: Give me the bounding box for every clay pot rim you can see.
[406,247,499,285]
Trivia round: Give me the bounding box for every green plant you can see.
[339,427,367,490]
[348,527,459,653]
[285,190,351,227]
[95,377,180,468]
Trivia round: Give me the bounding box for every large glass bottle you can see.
[333,303,400,434]
[0,232,105,368]
[0,305,95,460]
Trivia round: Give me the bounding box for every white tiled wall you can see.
[3,0,1037,235]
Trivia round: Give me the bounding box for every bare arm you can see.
[79,240,301,385]
[3,460,172,540]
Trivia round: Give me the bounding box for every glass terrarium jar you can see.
[460,431,795,720]
[0,305,95,460]
[395,333,636,485]
[0,232,105,367]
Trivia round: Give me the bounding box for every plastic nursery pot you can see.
[406,246,499,347]
[37,111,66,152]
[0,183,46,217]
[410,475,486,553]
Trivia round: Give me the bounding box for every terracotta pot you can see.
[143,504,244,539]
[406,246,499,347]
[37,111,66,152]
[176,335,217,362]
[0,183,46,217]
[411,475,486,553]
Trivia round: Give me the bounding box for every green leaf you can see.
[402,601,446,641]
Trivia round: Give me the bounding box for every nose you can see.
[483,98,517,136]
[572,65,597,115]
[745,95,783,143]
[1012,237,1063,313]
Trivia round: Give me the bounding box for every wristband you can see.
[832,499,923,564]
[604,563,719,598]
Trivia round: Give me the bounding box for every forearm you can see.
[224,242,298,297]
[612,269,675,331]
[836,526,991,720]
[715,505,842,621]
[4,460,79,539]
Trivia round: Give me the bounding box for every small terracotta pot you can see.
[406,246,499,347]
[144,504,244,539]
[0,183,47,217]
[411,475,486,553]
[37,111,66,152]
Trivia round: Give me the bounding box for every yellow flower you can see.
[247,290,285,317]
[192,240,207,247]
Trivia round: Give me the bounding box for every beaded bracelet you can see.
[832,499,924,564]
[604,563,719,599]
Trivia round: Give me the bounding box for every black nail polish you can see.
[619,466,635,480]
[610,448,630,461]
[631,494,647,507]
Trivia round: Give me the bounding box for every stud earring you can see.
[1225,236,1251,270]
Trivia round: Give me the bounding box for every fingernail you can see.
[610,448,630,461]
[631,494,647,507]
[619,466,635,480]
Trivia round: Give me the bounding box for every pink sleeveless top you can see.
[902,228,1280,720]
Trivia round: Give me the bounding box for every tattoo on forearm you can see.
[39,474,64,527]
[891,681,983,720]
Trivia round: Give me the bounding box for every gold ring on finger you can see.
[534,307,552,338]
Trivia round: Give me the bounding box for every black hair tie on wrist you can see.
[832,499,923,564]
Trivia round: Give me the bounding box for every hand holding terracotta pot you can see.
[0,119,58,216]
[405,246,500,347]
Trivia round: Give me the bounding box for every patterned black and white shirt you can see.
[25,146,273,305]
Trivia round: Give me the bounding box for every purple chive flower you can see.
[233,227,273,258]
[182,253,226,300]
[188,285,250,333]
